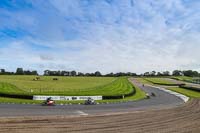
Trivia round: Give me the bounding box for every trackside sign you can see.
[33,95,102,100]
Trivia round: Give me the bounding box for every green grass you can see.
[171,76,200,84]
[0,75,147,104]
[0,75,115,93]
[0,84,146,104]
[143,78,177,85]
[171,76,193,81]
[168,87,200,98]
[0,82,25,95]
[0,76,134,96]
[136,78,153,84]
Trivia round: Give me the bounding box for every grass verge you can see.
[168,87,200,98]
[144,78,181,86]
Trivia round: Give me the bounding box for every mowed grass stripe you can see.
[0,82,25,94]
[68,77,133,96]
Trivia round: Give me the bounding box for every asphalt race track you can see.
[0,78,184,117]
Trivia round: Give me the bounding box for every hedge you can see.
[0,93,33,99]
[102,87,135,99]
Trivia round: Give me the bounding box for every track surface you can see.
[0,99,199,133]
[0,78,184,117]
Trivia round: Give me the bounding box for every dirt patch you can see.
[0,99,200,133]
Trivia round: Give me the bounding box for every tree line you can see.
[0,68,200,77]
[0,68,38,75]
[143,70,200,77]
[44,70,137,77]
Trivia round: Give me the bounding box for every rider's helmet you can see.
[47,97,52,101]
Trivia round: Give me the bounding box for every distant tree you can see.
[77,72,84,76]
[32,70,38,75]
[16,68,24,75]
[183,70,199,77]
[49,71,59,76]
[24,70,31,75]
[44,70,50,76]
[60,71,65,76]
[105,72,114,77]
[144,72,150,76]
[172,70,182,76]
[130,72,137,76]
[71,71,77,76]
[162,71,170,76]
[157,72,163,76]
[57,71,60,76]
[94,71,101,76]
[65,71,70,76]
[0,69,5,74]
[192,71,199,77]
[150,71,156,76]
[85,73,90,76]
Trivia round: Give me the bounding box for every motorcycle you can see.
[84,97,96,105]
[151,92,156,97]
[42,97,55,106]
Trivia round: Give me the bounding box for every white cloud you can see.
[1,0,200,74]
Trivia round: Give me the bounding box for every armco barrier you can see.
[33,95,102,100]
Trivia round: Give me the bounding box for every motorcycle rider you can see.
[46,97,52,102]
[85,97,95,105]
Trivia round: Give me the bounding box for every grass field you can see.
[0,75,134,96]
[0,76,146,104]
[143,78,178,85]
[137,78,153,84]
[0,75,115,95]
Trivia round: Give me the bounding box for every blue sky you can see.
[0,0,200,74]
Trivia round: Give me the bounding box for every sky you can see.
[0,0,200,74]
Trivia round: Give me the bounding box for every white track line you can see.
[76,110,88,116]
[147,85,189,103]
